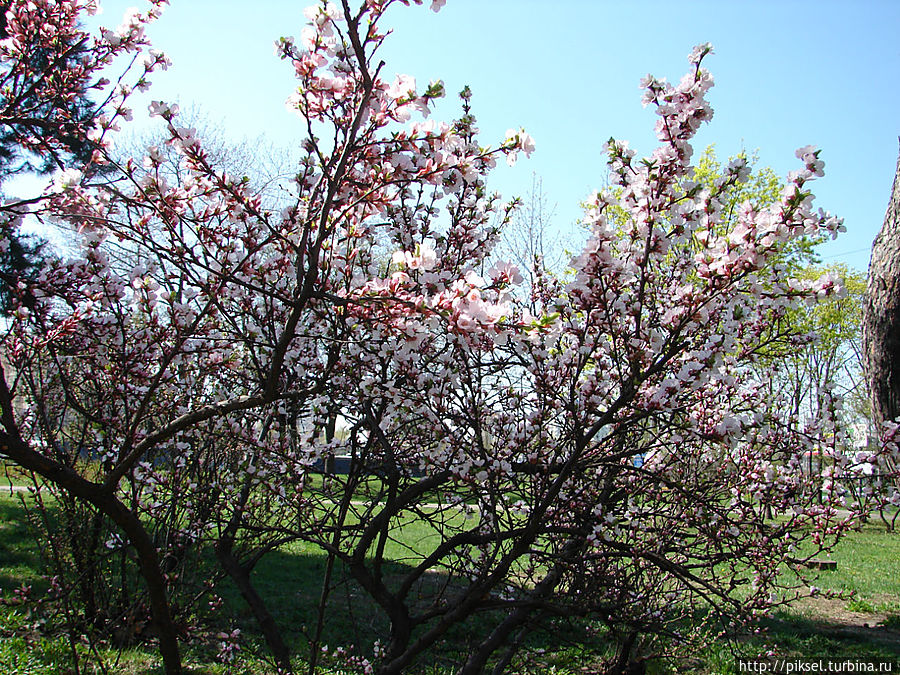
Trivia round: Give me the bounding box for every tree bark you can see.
[863,143,900,429]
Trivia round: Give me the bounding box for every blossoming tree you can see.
[1,1,895,674]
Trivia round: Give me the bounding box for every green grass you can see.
[1,490,898,674]
[1,462,37,489]
[797,520,900,612]
[0,492,46,595]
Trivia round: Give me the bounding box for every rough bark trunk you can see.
[863,144,900,430]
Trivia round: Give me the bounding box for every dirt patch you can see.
[787,596,900,650]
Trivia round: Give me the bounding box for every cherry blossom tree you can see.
[0,0,183,671]
[1,1,896,674]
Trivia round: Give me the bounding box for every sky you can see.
[83,0,900,274]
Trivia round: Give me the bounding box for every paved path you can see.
[4,483,873,522]
[3,484,40,495]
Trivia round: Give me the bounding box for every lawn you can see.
[0,486,898,674]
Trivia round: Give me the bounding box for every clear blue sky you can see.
[90,0,900,273]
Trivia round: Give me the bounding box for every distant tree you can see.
[0,0,127,317]
[0,0,106,176]
[795,266,866,424]
[499,173,567,298]
[0,225,43,315]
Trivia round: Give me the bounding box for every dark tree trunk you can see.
[0,370,183,675]
[0,437,184,674]
[215,542,293,674]
[863,144,900,430]
[215,468,293,674]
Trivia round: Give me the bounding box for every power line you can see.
[820,247,870,259]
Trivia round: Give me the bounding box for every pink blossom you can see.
[488,261,523,286]
[388,74,416,100]
[504,127,535,166]
[148,100,178,118]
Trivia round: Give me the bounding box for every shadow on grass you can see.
[756,610,900,658]
[4,488,896,674]
[200,545,900,674]
[222,548,493,670]
[0,495,48,596]
[213,547,618,674]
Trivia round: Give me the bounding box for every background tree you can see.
[784,265,867,428]
[499,173,568,299]
[0,225,43,315]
